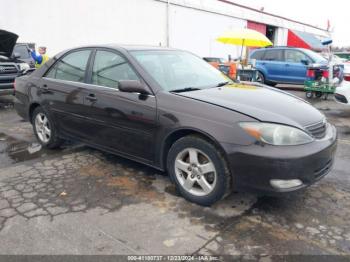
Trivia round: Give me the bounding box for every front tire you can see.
[256,71,265,84]
[167,135,231,206]
[32,107,63,149]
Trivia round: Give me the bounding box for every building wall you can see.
[169,4,246,59]
[1,0,329,59]
[1,0,167,55]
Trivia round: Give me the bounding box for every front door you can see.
[283,50,311,84]
[82,49,157,163]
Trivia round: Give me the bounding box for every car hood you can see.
[0,30,18,58]
[176,83,324,128]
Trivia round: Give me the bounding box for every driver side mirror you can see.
[118,80,151,95]
[301,59,309,65]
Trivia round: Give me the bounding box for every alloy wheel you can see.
[35,113,51,143]
[174,148,217,196]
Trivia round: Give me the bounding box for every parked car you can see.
[0,30,32,96]
[14,45,337,206]
[334,52,350,61]
[250,47,329,86]
[203,57,226,63]
[335,81,350,105]
[331,54,350,82]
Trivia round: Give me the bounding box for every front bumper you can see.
[222,124,337,194]
[0,74,16,96]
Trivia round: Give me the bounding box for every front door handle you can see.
[41,84,50,93]
[85,94,97,102]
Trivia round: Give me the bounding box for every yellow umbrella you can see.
[217,28,273,61]
[216,28,273,47]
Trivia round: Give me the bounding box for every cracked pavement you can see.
[0,92,350,258]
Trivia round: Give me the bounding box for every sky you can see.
[230,0,348,47]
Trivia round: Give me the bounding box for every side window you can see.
[251,50,265,60]
[263,50,283,61]
[285,50,311,63]
[92,50,139,88]
[46,50,91,83]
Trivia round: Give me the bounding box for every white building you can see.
[1,0,330,59]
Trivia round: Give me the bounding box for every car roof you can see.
[65,44,179,52]
[253,47,306,52]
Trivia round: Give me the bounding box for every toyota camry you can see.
[14,45,337,206]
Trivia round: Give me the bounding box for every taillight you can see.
[345,75,350,82]
[307,69,315,78]
[322,70,329,78]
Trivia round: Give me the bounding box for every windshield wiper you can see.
[216,81,232,87]
[170,87,201,93]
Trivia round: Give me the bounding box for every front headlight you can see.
[239,122,314,146]
[18,63,30,73]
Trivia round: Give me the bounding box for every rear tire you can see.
[267,82,277,87]
[167,135,231,206]
[32,107,64,149]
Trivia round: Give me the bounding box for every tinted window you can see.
[92,50,139,88]
[262,50,283,61]
[13,45,30,59]
[46,50,91,83]
[250,50,265,60]
[285,50,311,63]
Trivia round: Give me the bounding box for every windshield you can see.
[131,50,231,92]
[302,49,327,63]
[13,45,30,59]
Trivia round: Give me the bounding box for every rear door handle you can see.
[85,94,97,102]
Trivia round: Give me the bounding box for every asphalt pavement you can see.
[0,92,349,260]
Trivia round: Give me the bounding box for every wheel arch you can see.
[28,102,41,123]
[160,128,229,171]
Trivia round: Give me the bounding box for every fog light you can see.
[270,179,303,189]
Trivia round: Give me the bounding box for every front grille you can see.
[0,64,18,74]
[305,120,327,139]
[314,159,333,179]
[334,93,348,104]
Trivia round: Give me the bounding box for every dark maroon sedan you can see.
[14,45,337,206]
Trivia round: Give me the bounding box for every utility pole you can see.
[166,0,170,47]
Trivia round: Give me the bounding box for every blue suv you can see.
[250,47,328,86]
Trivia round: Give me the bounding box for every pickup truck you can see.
[0,30,32,96]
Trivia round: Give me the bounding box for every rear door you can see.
[283,49,312,84]
[259,49,285,82]
[41,49,93,140]
[81,49,157,162]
